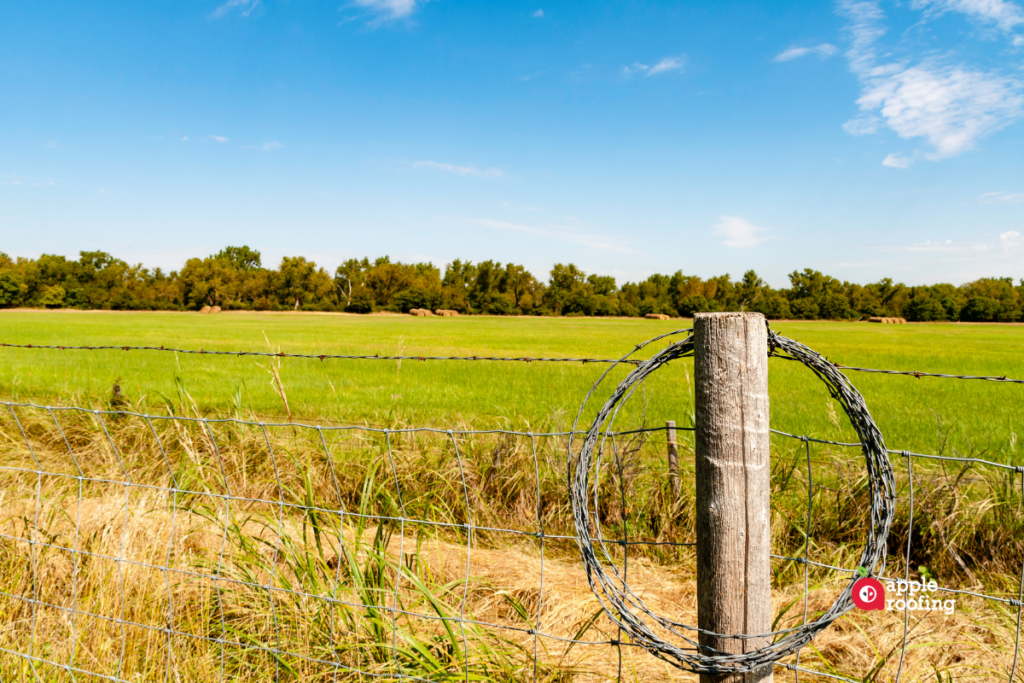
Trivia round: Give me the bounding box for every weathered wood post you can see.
[694,312,772,683]
[666,420,681,502]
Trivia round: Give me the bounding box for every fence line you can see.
[0,336,1022,681]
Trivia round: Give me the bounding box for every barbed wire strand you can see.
[5,339,1024,384]
[0,342,644,366]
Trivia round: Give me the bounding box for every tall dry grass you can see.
[0,397,1021,682]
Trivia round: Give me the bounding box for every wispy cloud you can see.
[347,0,424,23]
[839,0,1024,160]
[1001,230,1024,249]
[474,218,633,253]
[981,191,1024,203]
[774,43,838,62]
[834,261,885,267]
[877,238,992,253]
[45,140,58,149]
[245,141,283,150]
[0,174,59,187]
[515,72,545,82]
[532,9,544,18]
[713,216,771,248]
[211,0,261,19]
[211,135,228,143]
[974,191,1024,204]
[413,161,503,178]
[648,56,686,75]
[882,152,912,168]
[913,0,1024,42]
[623,55,687,77]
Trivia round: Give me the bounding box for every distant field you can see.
[0,309,1022,461]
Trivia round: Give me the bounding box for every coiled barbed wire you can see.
[568,325,897,675]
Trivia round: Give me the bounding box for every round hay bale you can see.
[199,306,211,314]
[210,306,222,314]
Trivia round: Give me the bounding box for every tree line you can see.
[1,247,1022,322]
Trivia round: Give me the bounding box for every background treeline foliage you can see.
[1,248,1022,322]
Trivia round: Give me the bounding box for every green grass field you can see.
[2,310,1024,681]
[1,309,1022,461]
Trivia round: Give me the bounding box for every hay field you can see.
[1,310,1023,459]
[0,310,1022,682]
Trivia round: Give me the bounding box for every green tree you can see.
[334,258,371,308]
[503,263,541,310]
[0,273,21,307]
[544,263,587,314]
[214,246,262,270]
[179,257,235,308]
[37,285,66,308]
[277,256,332,310]
[442,259,477,312]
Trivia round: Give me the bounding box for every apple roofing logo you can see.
[852,567,885,611]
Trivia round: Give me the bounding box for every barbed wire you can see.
[5,339,1024,383]
[568,325,898,676]
[0,342,644,366]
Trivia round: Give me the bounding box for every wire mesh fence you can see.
[0,338,1021,681]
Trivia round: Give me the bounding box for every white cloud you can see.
[474,218,633,253]
[879,238,991,253]
[349,0,423,22]
[1001,230,1024,249]
[413,161,503,178]
[623,55,687,77]
[532,9,544,18]
[913,0,1024,37]
[774,43,838,62]
[860,66,1022,159]
[647,56,686,76]
[245,141,283,150]
[211,0,261,18]
[882,152,913,168]
[182,136,188,141]
[211,135,228,143]
[982,191,1024,203]
[45,140,58,149]
[843,114,881,135]
[839,0,1024,160]
[713,216,771,248]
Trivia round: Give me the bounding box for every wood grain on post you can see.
[666,420,681,502]
[694,312,772,683]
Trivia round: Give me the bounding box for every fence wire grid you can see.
[0,336,1021,682]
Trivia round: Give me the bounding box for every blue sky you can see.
[2,0,1023,287]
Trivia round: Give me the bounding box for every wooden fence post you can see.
[694,312,772,683]
[666,420,681,502]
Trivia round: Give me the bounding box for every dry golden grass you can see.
[0,402,1022,682]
